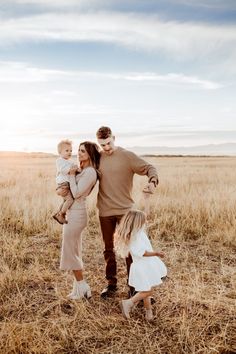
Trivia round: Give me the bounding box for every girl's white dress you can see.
[128,229,167,291]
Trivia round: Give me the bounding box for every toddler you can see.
[114,210,167,321]
[53,139,77,224]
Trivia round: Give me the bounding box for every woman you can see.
[59,141,100,299]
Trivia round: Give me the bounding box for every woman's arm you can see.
[69,168,97,199]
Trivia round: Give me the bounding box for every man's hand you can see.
[142,182,155,194]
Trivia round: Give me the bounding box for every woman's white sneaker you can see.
[67,280,91,300]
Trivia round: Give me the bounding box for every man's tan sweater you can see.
[97,147,158,217]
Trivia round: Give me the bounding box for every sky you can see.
[0,0,236,153]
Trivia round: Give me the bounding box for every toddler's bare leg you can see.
[61,191,74,214]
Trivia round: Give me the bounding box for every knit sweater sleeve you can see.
[126,150,159,184]
[69,167,97,199]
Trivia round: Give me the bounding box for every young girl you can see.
[114,210,167,321]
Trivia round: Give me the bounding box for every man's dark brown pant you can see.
[99,215,133,287]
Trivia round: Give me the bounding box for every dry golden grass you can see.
[0,155,235,354]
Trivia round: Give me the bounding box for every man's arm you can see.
[126,150,158,193]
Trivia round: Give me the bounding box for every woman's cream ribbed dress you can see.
[60,167,97,270]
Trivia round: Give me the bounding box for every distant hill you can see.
[130,143,236,156]
[1,143,236,157]
[0,151,56,158]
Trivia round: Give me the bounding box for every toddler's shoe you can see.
[53,212,68,224]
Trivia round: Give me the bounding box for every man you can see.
[96,126,158,298]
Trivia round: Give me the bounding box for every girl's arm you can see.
[143,251,165,258]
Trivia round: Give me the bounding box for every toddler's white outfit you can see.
[128,229,167,291]
[56,157,75,185]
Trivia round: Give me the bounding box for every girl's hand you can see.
[156,251,165,258]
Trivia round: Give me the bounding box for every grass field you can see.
[0,155,235,354]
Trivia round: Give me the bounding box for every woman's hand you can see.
[69,166,78,175]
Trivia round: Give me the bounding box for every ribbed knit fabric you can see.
[60,208,87,270]
[60,167,97,270]
[97,147,158,216]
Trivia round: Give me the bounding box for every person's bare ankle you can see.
[145,308,154,321]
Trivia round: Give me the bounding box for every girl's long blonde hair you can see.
[114,210,146,258]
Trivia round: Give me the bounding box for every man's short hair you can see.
[57,139,72,154]
[96,126,112,139]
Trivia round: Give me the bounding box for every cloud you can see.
[168,0,236,10]
[0,61,222,89]
[117,72,222,89]
[1,0,95,9]
[0,61,68,82]
[5,0,236,11]
[0,12,236,62]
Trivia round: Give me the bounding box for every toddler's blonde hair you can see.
[57,139,72,154]
[114,210,146,258]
